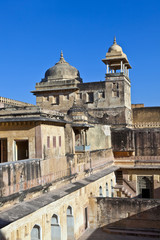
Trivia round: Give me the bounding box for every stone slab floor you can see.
[78,228,160,240]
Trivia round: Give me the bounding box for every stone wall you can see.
[133,107,160,127]
[89,197,160,230]
[111,128,160,156]
[134,128,160,156]
[0,158,69,204]
[0,159,41,198]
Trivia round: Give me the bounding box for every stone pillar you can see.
[85,130,87,146]
[106,64,109,73]
[88,197,98,229]
[121,61,123,72]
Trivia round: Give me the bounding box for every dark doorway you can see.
[142,189,150,198]
[15,140,29,160]
[137,176,153,198]
[85,207,88,230]
[0,138,7,163]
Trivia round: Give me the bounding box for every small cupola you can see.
[102,37,131,77]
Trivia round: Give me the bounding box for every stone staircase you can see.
[115,171,136,198]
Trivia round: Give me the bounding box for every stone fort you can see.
[0,38,160,240]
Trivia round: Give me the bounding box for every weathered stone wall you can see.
[0,157,68,203]
[88,107,128,127]
[111,128,160,156]
[89,197,160,230]
[0,159,41,199]
[111,128,134,154]
[105,75,131,110]
[87,124,111,151]
[133,107,160,127]
[134,129,160,156]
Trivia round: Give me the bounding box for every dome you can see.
[44,51,82,82]
[108,37,123,53]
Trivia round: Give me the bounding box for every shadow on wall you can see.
[0,218,11,240]
[0,231,6,240]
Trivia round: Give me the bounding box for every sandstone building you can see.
[0,38,160,240]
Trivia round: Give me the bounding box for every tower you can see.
[102,37,132,126]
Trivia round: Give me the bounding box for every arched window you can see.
[51,214,61,240]
[111,179,114,197]
[51,214,59,225]
[106,183,109,197]
[67,206,73,216]
[99,186,103,196]
[67,206,74,240]
[31,224,41,240]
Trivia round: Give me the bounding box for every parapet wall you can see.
[0,158,69,206]
[0,96,34,107]
[89,197,160,230]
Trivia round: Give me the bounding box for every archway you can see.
[137,176,153,198]
[67,206,74,240]
[31,224,41,240]
[51,214,61,240]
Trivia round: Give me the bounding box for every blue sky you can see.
[0,0,160,106]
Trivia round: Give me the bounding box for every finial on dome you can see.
[60,50,64,59]
[58,50,66,63]
[114,36,117,44]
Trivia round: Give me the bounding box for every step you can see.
[103,227,160,238]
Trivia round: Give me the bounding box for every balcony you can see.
[75,145,90,152]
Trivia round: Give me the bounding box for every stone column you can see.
[106,64,109,73]
[121,61,123,72]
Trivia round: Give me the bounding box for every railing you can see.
[75,145,90,152]
[0,167,71,198]
[115,156,160,161]
[0,159,71,198]
[0,96,34,106]
[134,122,160,128]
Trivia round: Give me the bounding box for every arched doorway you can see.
[31,224,41,240]
[137,176,153,198]
[67,206,74,240]
[51,214,61,240]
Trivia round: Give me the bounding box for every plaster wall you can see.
[87,124,111,151]
[41,124,65,158]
